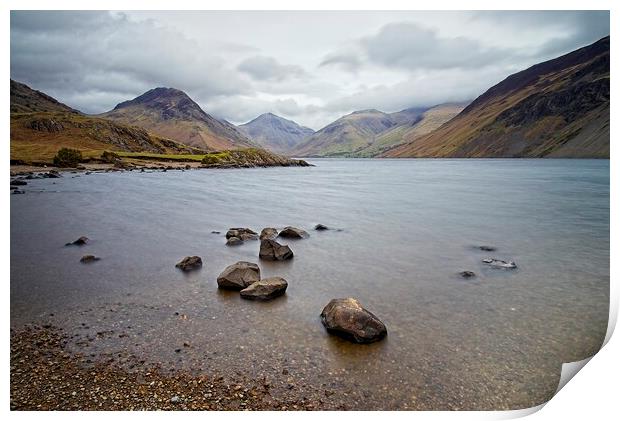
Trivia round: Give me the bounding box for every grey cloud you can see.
[237,56,306,81]
[319,52,362,73]
[360,22,515,71]
[10,11,252,113]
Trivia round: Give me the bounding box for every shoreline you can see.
[10,324,349,411]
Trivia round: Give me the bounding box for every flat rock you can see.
[259,227,278,240]
[66,236,89,246]
[175,256,203,271]
[80,255,100,263]
[226,237,243,246]
[240,277,288,300]
[278,226,309,239]
[259,239,293,261]
[482,258,517,269]
[226,228,258,241]
[320,298,387,344]
[478,245,496,252]
[217,261,260,290]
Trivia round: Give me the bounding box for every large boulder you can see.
[259,227,278,240]
[175,256,203,271]
[259,239,293,261]
[320,298,387,344]
[240,277,288,301]
[278,226,309,239]
[226,228,258,241]
[217,261,261,290]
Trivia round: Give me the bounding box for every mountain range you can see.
[10,36,610,163]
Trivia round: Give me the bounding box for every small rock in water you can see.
[259,239,293,261]
[478,245,496,252]
[175,256,203,271]
[321,298,387,343]
[314,224,329,231]
[259,227,278,241]
[278,226,309,239]
[460,271,476,278]
[217,261,260,290]
[10,180,27,186]
[226,228,258,241]
[226,237,243,246]
[482,258,517,269]
[211,230,221,234]
[66,236,89,246]
[240,277,288,301]
[80,255,100,264]
[12,189,25,195]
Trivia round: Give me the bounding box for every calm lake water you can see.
[10,158,609,410]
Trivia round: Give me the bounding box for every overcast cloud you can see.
[10,10,609,129]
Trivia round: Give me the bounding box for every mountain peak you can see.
[238,112,314,154]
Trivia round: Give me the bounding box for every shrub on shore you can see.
[53,148,82,168]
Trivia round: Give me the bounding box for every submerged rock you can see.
[460,271,476,278]
[240,277,288,300]
[12,189,25,195]
[314,224,329,231]
[259,239,293,261]
[320,298,387,344]
[259,227,278,240]
[482,258,517,269]
[278,226,309,239]
[10,180,27,186]
[478,245,496,252]
[226,228,258,241]
[80,255,100,263]
[226,237,243,246]
[175,256,203,271]
[66,236,89,246]
[217,261,260,290]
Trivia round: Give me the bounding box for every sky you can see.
[10,10,610,130]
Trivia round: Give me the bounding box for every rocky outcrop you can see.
[175,256,203,271]
[320,298,387,343]
[240,277,288,301]
[259,239,293,261]
[278,226,309,239]
[217,261,260,290]
[259,228,278,240]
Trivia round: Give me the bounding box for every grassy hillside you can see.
[11,79,79,114]
[384,37,610,158]
[10,112,205,163]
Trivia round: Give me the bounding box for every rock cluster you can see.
[259,239,293,261]
[225,228,259,245]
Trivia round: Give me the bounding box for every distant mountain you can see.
[238,113,314,154]
[353,103,467,157]
[11,79,79,114]
[290,109,398,157]
[10,80,206,163]
[100,87,255,151]
[384,36,610,158]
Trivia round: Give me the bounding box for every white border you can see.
[2,1,617,420]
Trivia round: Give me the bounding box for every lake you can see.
[10,158,609,410]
